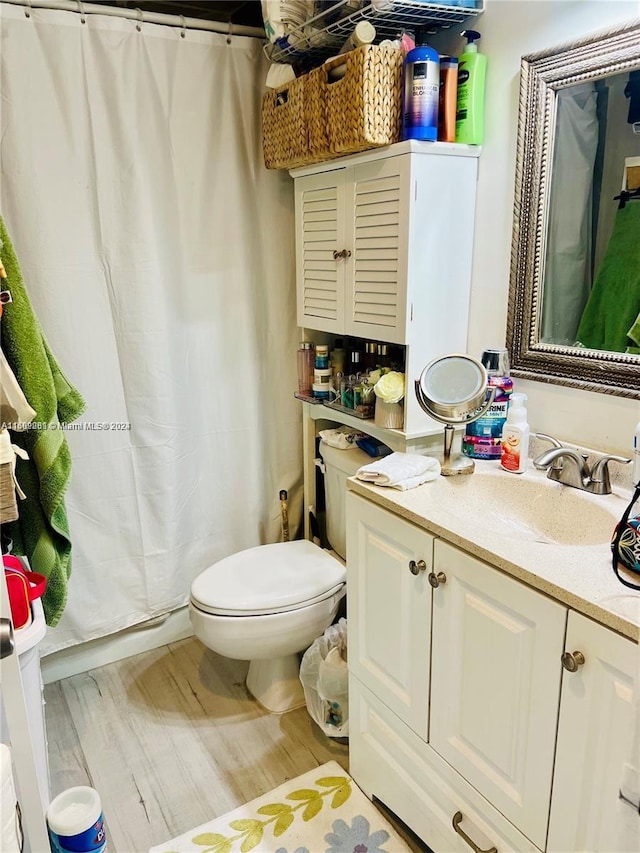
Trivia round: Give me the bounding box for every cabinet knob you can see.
[452,811,497,853]
[428,571,447,588]
[409,559,426,576]
[561,650,585,672]
[332,248,352,260]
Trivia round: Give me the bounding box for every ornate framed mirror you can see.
[507,18,640,399]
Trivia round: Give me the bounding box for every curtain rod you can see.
[3,0,267,38]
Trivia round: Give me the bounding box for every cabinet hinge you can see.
[410,303,414,322]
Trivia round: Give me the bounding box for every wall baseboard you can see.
[41,607,194,685]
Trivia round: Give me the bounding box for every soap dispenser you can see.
[500,393,529,474]
[455,29,487,145]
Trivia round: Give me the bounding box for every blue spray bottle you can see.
[402,28,440,141]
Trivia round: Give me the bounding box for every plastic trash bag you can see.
[299,618,348,737]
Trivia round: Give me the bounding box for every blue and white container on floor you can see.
[46,787,106,853]
[402,27,440,141]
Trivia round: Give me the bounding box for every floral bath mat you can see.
[149,761,412,853]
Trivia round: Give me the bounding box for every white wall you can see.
[433,0,640,455]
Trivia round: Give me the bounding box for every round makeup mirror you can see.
[415,354,496,476]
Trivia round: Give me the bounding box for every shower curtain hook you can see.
[180,14,187,39]
[24,0,31,18]
[135,7,143,32]
[77,1,86,24]
[227,20,233,45]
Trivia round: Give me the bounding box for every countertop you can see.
[347,460,640,642]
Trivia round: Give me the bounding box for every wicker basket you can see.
[323,45,403,155]
[262,75,308,169]
[262,45,403,170]
[304,65,333,163]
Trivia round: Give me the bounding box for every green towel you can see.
[0,216,85,626]
[576,203,640,353]
[626,311,640,355]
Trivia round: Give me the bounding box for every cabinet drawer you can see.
[350,675,541,853]
[346,493,433,738]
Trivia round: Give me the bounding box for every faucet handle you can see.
[533,433,564,469]
[590,454,631,487]
[534,433,563,449]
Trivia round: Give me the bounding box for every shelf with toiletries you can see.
[264,0,484,67]
[296,333,412,439]
[292,141,479,436]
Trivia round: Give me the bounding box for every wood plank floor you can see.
[44,637,349,852]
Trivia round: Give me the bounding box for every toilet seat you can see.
[190,540,346,617]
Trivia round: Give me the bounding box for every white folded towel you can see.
[356,452,440,490]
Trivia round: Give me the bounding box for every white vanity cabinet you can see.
[547,611,638,853]
[346,489,639,853]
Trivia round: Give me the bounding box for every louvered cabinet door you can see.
[295,170,346,333]
[345,158,409,344]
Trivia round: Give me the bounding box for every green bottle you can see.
[455,30,487,145]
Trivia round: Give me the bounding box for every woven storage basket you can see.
[304,65,333,163]
[262,75,308,169]
[324,45,403,155]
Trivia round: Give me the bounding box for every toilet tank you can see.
[319,441,372,560]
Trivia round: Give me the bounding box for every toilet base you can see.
[246,654,306,714]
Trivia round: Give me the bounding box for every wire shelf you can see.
[264,0,484,67]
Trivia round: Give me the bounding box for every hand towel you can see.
[0,216,85,626]
[356,452,440,490]
[575,202,640,353]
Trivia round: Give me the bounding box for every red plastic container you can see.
[3,555,46,629]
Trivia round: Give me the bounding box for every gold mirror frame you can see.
[507,18,640,399]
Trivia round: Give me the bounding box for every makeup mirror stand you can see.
[415,353,496,476]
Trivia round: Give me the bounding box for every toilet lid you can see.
[190,540,346,616]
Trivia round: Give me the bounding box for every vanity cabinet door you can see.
[295,169,346,333]
[346,492,433,740]
[547,612,637,853]
[429,540,567,850]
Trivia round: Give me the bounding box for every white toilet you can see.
[189,440,370,713]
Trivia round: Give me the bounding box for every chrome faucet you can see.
[532,434,630,495]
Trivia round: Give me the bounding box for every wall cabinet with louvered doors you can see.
[292,141,480,347]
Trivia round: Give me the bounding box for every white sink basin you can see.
[437,466,623,546]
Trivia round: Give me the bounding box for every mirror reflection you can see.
[540,69,640,353]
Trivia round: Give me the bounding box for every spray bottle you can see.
[402,28,440,141]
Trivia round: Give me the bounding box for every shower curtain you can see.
[541,83,599,346]
[0,4,301,654]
